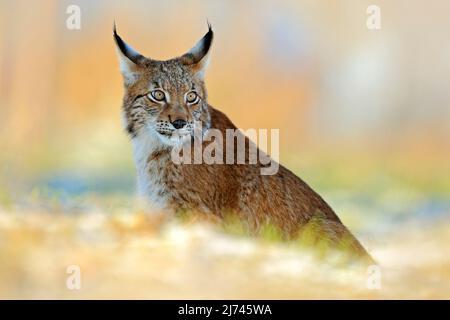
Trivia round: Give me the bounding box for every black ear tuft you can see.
[198,23,213,63]
[206,19,212,34]
[182,24,214,66]
[202,23,214,58]
[113,23,144,65]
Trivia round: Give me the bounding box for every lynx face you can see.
[114,26,213,147]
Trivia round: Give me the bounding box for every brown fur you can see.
[114,26,374,264]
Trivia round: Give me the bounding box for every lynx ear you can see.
[181,24,214,80]
[113,24,145,85]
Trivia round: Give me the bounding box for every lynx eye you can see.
[186,91,199,104]
[149,90,166,102]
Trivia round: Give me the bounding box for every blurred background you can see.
[0,0,449,298]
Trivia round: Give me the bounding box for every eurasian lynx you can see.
[114,25,373,263]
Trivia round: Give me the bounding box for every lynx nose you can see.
[171,119,187,129]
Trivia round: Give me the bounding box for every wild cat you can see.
[114,25,373,263]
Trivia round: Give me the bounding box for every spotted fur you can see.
[114,25,374,263]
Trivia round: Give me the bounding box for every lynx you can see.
[114,25,374,263]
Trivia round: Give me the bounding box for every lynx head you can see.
[114,24,213,147]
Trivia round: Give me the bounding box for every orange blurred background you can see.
[1,0,450,299]
[0,0,449,198]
